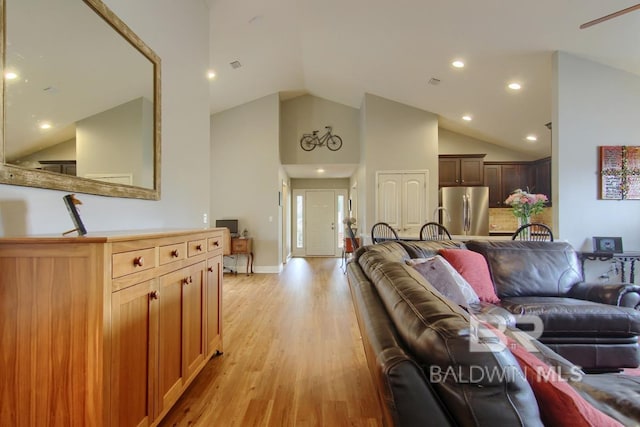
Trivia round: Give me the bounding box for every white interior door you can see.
[377,171,428,237]
[305,190,336,256]
[402,173,426,236]
[376,173,402,230]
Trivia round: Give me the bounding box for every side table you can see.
[230,237,254,275]
[579,251,640,284]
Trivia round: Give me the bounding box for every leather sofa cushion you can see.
[358,251,544,427]
[465,240,583,297]
[499,296,640,337]
[353,240,409,264]
[492,328,622,426]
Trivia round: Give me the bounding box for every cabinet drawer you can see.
[112,247,156,278]
[208,235,223,252]
[231,239,248,252]
[188,239,207,257]
[159,242,187,265]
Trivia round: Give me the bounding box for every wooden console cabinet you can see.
[0,229,225,427]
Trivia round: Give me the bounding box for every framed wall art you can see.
[599,145,640,200]
[592,236,623,253]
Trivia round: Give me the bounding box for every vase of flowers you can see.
[504,189,548,234]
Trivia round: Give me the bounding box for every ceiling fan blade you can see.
[580,3,640,29]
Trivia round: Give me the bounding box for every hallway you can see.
[159,257,383,426]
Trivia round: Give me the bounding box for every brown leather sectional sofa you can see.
[346,240,640,426]
[465,240,640,370]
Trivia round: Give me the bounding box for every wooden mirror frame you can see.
[0,0,161,200]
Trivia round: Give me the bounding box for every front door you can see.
[305,190,336,256]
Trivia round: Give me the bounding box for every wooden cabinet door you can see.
[157,269,186,415]
[183,262,206,382]
[206,255,223,357]
[460,157,484,186]
[484,164,502,207]
[534,158,551,203]
[501,164,523,200]
[439,158,460,186]
[111,280,158,427]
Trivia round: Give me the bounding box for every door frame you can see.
[291,188,348,257]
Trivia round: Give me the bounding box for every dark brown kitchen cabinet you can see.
[438,154,485,187]
[530,157,551,204]
[483,162,531,207]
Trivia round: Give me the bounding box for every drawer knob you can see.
[134,256,144,267]
[207,266,214,272]
[213,241,219,247]
[183,276,193,285]
[196,244,203,251]
[171,249,180,258]
[149,290,159,300]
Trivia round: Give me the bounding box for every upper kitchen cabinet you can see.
[483,159,551,208]
[530,157,551,203]
[438,154,485,187]
[484,162,531,207]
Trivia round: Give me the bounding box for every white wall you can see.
[280,94,360,166]
[210,94,281,272]
[439,128,539,162]
[77,97,153,188]
[554,51,640,251]
[361,93,439,240]
[0,0,211,236]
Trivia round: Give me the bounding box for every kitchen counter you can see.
[394,234,514,242]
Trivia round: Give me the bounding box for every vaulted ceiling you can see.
[207,0,640,160]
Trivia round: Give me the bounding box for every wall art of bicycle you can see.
[300,126,343,151]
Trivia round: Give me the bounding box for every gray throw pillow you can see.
[407,256,480,306]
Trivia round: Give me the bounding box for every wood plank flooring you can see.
[158,257,383,427]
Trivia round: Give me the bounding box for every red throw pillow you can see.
[487,325,623,427]
[438,249,500,303]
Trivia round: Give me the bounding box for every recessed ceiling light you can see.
[508,82,522,90]
[452,60,465,68]
[526,135,537,141]
[462,115,472,121]
[207,70,216,80]
[4,71,18,80]
[39,122,52,130]
[317,168,325,173]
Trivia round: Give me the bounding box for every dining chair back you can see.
[419,222,452,240]
[371,222,398,244]
[512,223,554,242]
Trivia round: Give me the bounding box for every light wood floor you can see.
[158,257,383,427]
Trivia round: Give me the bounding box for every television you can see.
[216,219,239,235]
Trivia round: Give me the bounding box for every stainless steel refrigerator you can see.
[439,187,489,236]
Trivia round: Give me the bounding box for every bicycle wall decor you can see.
[300,126,343,151]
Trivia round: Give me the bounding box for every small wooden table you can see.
[230,237,254,275]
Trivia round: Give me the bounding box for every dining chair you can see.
[371,222,399,244]
[512,223,554,242]
[419,222,452,241]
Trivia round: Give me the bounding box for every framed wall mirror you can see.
[0,0,161,200]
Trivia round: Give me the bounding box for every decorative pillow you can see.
[406,256,479,306]
[438,249,500,303]
[483,322,623,427]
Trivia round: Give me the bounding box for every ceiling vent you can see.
[230,60,242,69]
[428,77,441,86]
